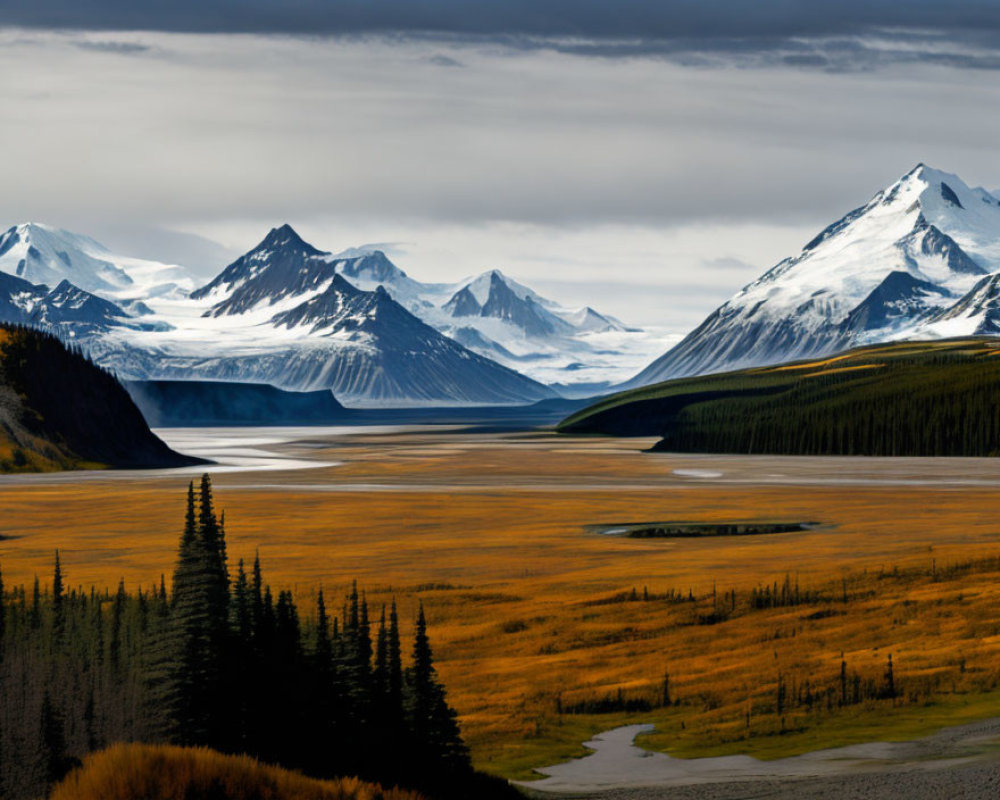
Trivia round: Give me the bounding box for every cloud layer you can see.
[3,28,1000,327]
[5,1,1000,39]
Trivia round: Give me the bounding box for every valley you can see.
[5,426,1000,785]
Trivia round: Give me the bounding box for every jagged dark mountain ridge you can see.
[193,224,334,315]
[0,271,151,336]
[0,325,202,471]
[444,286,482,318]
[478,271,571,337]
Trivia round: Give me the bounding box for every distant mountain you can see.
[338,257,658,390]
[31,280,136,334]
[192,224,334,314]
[0,222,663,404]
[0,270,154,337]
[563,306,633,334]
[80,229,555,406]
[125,380,350,426]
[477,271,572,337]
[0,325,201,471]
[443,286,482,318]
[0,223,193,299]
[627,164,1000,387]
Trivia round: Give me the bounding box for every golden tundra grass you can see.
[51,742,424,800]
[4,430,1000,778]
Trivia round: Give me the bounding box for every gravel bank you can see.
[520,718,1000,799]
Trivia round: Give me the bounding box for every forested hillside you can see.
[559,339,1000,456]
[0,324,200,470]
[0,477,512,800]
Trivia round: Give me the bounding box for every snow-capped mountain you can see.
[191,224,334,313]
[0,269,155,337]
[329,254,659,391]
[0,223,194,300]
[94,228,556,405]
[187,224,661,391]
[628,164,1000,388]
[0,221,664,404]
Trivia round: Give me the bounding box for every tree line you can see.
[651,351,1000,456]
[0,476,514,800]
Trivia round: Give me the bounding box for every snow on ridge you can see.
[628,163,1000,389]
[0,219,655,399]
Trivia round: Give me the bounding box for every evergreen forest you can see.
[0,476,511,800]
[559,339,1000,456]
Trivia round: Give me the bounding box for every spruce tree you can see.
[388,600,403,715]
[167,477,231,747]
[374,605,389,696]
[52,551,64,633]
[30,576,40,629]
[0,562,5,650]
[315,590,333,670]
[407,603,470,774]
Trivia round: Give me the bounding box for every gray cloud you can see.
[7,3,1000,76]
[701,256,759,272]
[73,40,151,54]
[3,31,999,234]
[427,53,464,68]
[4,1,1000,39]
[4,28,1000,328]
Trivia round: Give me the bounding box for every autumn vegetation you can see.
[0,477,512,800]
[4,430,1000,782]
[51,743,425,800]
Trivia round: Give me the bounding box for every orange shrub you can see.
[51,743,425,800]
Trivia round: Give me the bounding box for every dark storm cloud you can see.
[4,1,1000,41]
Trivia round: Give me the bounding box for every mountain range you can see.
[628,164,1000,387]
[0,223,658,406]
[6,163,1000,408]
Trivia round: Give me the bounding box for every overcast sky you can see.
[3,3,1000,329]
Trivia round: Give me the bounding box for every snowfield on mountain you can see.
[0,223,663,405]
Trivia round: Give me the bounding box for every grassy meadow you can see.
[3,429,1000,779]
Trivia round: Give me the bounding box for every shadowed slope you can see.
[0,324,202,470]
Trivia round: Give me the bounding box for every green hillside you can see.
[558,338,1000,457]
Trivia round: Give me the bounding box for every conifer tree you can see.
[0,562,6,649]
[374,605,389,696]
[30,576,41,629]
[407,603,470,773]
[167,477,231,747]
[231,559,251,642]
[52,551,64,633]
[388,600,403,715]
[315,590,332,671]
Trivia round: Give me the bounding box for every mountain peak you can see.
[629,164,1000,388]
[0,222,134,295]
[257,223,320,254]
[335,249,408,284]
